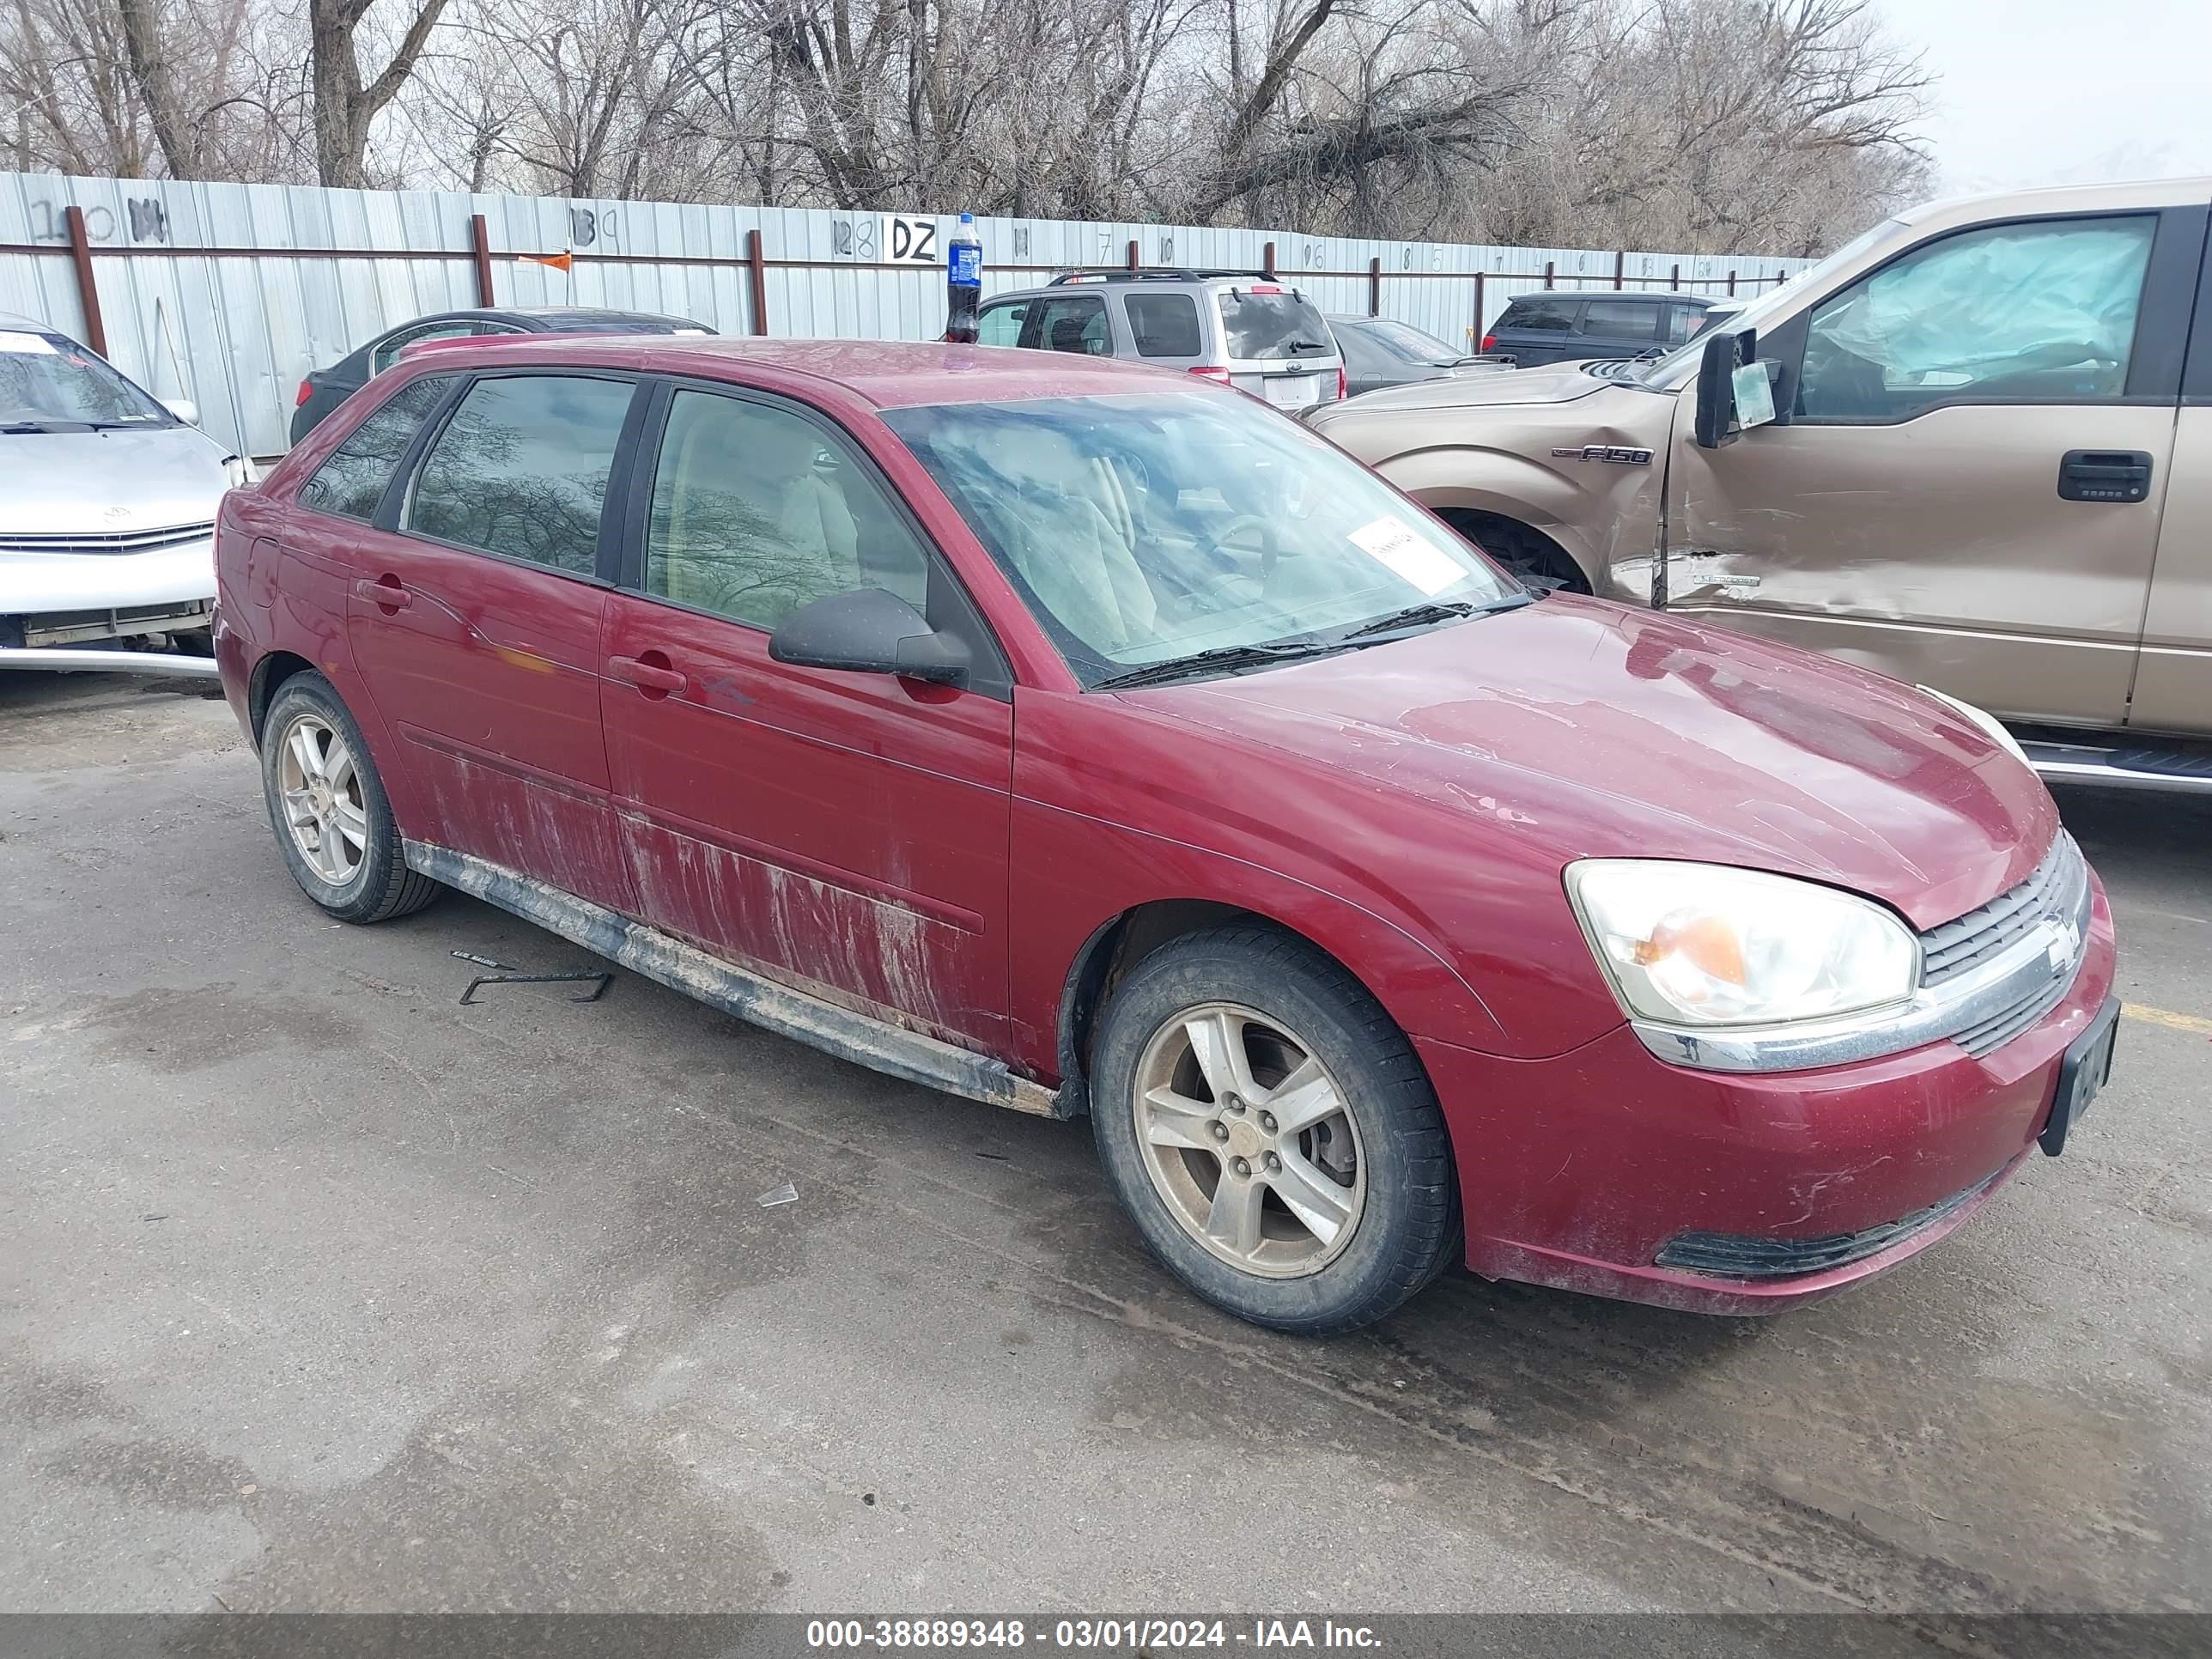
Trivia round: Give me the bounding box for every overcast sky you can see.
[1878,0,2212,191]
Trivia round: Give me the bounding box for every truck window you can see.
[1797,216,2157,421]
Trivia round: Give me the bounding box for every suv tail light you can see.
[295,378,314,407]
[1335,366,1347,400]
[1480,334,1496,353]
[1188,366,1232,384]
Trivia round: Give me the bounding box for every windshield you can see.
[884,392,1517,687]
[0,329,174,428]
[1216,289,1334,361]
[1361,319,1465,363]
[1638,219,1903,387]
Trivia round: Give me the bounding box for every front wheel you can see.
[1090,925,1460,1333]
[259,672,440,924]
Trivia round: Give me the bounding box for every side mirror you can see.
[1694,329,1783,449]
[161,396,199,426]
[769,586,969,686]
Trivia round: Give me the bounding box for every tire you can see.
[258,672,440,924]
[171,627,216,656]
[1090,924,1461,1333]
[1440,510,1589,595]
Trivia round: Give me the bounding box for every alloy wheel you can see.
[275,713,368,885]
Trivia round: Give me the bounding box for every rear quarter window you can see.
[1500,299,1576,331]
[1126,293,1202,357]
[296,375,455,521]
[1216,289,1332,360]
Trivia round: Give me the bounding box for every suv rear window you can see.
[1126,293,1202,358]
[1498,298,1576,331]
[1216,289,1332,360]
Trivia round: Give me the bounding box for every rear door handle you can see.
[353,575,411,611]
[2057,449,2154,503]
[608,653,687,696]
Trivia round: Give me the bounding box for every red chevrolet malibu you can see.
[214,337,2118,1332]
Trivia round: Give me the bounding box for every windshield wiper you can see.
[1285,338,1329,351]
[1092,637,1346,690]
[1,420,56,434]
[1340,593,1532,641]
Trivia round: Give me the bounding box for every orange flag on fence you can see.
[522,252,574,272]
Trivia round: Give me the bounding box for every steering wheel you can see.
[1198,512,1272,564]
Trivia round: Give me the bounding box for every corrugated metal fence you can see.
[0,171,1810,460]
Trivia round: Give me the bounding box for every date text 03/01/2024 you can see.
[805,1618,1384,1650]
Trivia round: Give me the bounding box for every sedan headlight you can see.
[1565,860,1918,1027]
[222,454,259,489]
[1916,684,2030,769]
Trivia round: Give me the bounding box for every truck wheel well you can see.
[248,651,318,739]
[1434,509,1591,595]
[1055,900,1385,1118]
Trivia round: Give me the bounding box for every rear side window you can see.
[1499,298,1575,331]
[1579,300,1663,340]
[405,374,635,574]
[1216,289,1331,360]
[1126,293,1201,357]
[1032,295,1109,356]
[298,374,453,521]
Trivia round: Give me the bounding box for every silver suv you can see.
[975,270,1347,415]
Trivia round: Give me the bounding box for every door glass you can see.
[298,374,455,521]
[371,323,474,374]
[645,391,932,630]
[976,302,1026,348]
[1799,216,2156,420]
[405,374,634,574]
[1579,299,1662,340]
[1033,296,1109,356]
[1666,306,1706,345]
[1125,293,1202,357]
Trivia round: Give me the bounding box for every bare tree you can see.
[309,0,452,185]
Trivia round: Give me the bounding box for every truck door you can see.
[1663,206,2202,729]
[2130,236,2212,738]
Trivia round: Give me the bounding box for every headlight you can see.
[222,455,259,489]
[1565,860,1918,1027]
[1916,684,2029,769]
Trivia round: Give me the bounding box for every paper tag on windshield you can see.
[0,330,56,356]
[1348,515,1462,596]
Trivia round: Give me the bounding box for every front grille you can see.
[1919,833,2085,986]
[1917,833,2090,1060]
[1655,1170,2003,1279]
[0,522,216,557]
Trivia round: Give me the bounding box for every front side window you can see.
[883,392,1517,684]
[1032,296,1109,356]
[645,391,930,629]
[977,302,1026,348]
[1666,307,1708,345]
[298,374,453,521]
[1798,216,2156,421]
[1580,300,1662,340]
[0,328,173,428]
[1215,288,1331,360]
[405,374,635,574]
[1126,293,1202,358]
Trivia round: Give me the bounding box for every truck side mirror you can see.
[1694,328,1784,449]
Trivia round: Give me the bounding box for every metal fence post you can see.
[1728,269,1737,296]
[1670,264,1680,291]
[1127,238,1140,270]
[1262,240,1277,279]
[64,206,106,356]
[1472,271,1486,344]
[1544,260,1555,289]
[470,214,495,307]
[1368,256,1381,316]
[746,228,769,336]
[1613,250,1626,289]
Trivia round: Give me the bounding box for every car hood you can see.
[1321,363,1610,415]
[3,425,232,535]
[1131,595,2056,930]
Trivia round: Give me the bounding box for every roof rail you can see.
[1047,267,1276,286]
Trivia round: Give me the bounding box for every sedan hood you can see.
[1135,595,2056,930]
[1320,363,1609,415]
[3,426,231,536]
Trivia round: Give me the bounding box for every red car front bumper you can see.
[1419,881,2118,1315]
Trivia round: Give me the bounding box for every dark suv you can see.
[1481,292,1717,368]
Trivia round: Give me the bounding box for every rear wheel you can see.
[259,672,439,924]
[1089,925,1460,1333]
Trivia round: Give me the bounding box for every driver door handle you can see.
[353,575,411,611]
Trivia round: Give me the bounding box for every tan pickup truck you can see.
[1307,178,2212,791]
